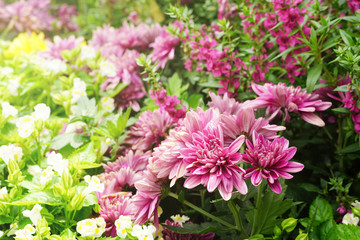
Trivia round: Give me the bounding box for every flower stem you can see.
[168,192,237,230]
[251,181,263,236]
[228,199,248,238]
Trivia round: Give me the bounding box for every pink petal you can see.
[268,180,282,194]
[229,135,245,153]
[184,176,201,189]
[282,161,304,173]
[300,112,325,127]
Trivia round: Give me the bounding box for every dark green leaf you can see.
[163,222,222,234]
[309,198,333,223]
[306,64,322,93]
[336,143,360,154]
[331,108,350,114]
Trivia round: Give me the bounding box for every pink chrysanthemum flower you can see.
[220,107,286,144]
[240,133,304,194]
[133,169,163,225]
[103,150,151,173]
[208,91,242,115]
[125,109,176,151]
[43,35,84,59]
[57,4,78,31]
[181,123,248,200]
[149,29,180,69]
[247,83,332,127]
[97,192,134,237]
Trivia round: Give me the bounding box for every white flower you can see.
[27,165,42,176]
[1,101,18,118]
[76,219,97,237]
[99,60,117,77]
[342,213,359,225]
[14,224,36,240]
[94,217,106,238]
[84,175,104,194]
[7,222,18,236]
[65,121,87,133]
[0,144,23,165]
[44,59,67,74]
[115,215,133,238]
[0,230,3,238]
[47,152,68,176]
[0,187,7,199]
[71,78,87,104]
[40,166,54,184]
[80,46,97,60]
[22,204,42,226]
[352,200,360,209]
[101,97,115,112]
[170,214,190,227]
[32,103,50,121]
[2,66,14,75]
[16,115,35,138]
[131,224,156,240]
[8,79,20,96]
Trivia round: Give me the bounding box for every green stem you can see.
[0,18,15,39]
[168,192,237,230]
[228,199,248,239]
[251,181,263,236]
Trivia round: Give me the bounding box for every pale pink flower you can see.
[43,35,84,60]
[57,4,78,31]
[103,150,151,173]
[125,109,176,151]
[241,133,304,194]
[181,123,248,200]
[247,83,332,127]
[133,169,162,225]
[208,91,242,115]
[97,192,134,237]
[149,29,180,69]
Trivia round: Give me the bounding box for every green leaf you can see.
[306,64,322,93]
[73,96,97,117]
[0,216,13,224]
[334,85,349,92]
[282,218,298,232]
[331,107,350,114]
[249,234,265,240]
[163,222,223,234]
[50,133,88,150]
[309,198,333,223]
[198,81,222,88]
[187,94,203,109]
[296,233,309,240]
[337,224,360,240]
[336,143,360,154]
[167,73,182,97]
[69,141,98,168]
[246,186,295,235]
[339,29,354,46]
[8,191,62,206]
[100,82,129,98]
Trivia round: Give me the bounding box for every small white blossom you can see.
[14,224,36,240]
[2,66,14,75]
[71,78,87,104]
[1,101,18,118]
[99,60,117,77]
[8,79,20,96]
[94,217,106,238]
[101,97,115,112]
[170,214,190,227]
[84,175,104,194]
[16,115,35,138]
[32,103,50,121]
[352,200,360,209]
[342,213,359,225]
[115,215,133,238]
[44,59,67,74]
[40,166,54,184]
[47,152,68,176]
[76,219,97,237]
[65,121,87,133]
[0,230,3,238]
[22,204,42,226]
[0,144,23,165]
[80,46,97,60]
[0,187,7,199]
[131,224,156,240]
[7,222,18,236]
[27,165,42,176]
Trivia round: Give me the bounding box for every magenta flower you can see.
[125,109,176,151]
[43,35,84,60]
[149,29,180,69]
[220,107,286,145]
[181,123,248,201]
[241,133,304,194]
[247,83,332,127]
